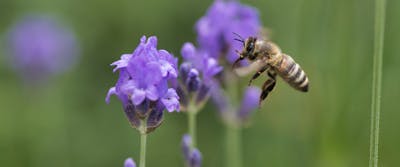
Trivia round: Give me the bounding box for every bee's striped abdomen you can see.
[275,54,309,92]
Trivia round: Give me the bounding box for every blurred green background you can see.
[0,0,399,166]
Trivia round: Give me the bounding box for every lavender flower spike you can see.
[106,35,179,133]
[182,134,202,167]
[196,0,261,63]
[124,158,136,167]
[178,42,222,111]
[7,14,79,84]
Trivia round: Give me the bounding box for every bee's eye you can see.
[247,42,254,52]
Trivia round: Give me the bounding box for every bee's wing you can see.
[234,59,268,77]
[258,27,272,41]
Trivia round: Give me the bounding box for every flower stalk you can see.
[139,119,147,167]
[369,0,386,166]
[139,133,147,167]
[225,124,242,167]
[187,103,198,147]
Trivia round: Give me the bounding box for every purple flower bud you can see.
[181,134,202,167]
[6,15,79,84]
[124,158,136,167]
[237,87,261,121]
[186,69,201,92]
[179,62,192,83]
[181,134,192,160]
[190,148,202,167]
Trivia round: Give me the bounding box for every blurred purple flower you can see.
[181,134,202,167]
[237,87,261,121]
[211,84,261,125]
[7,15,79,84]
[177,42,222,111]
[124,158,136,167]
[106,36,179,133]
[196,0,260,63]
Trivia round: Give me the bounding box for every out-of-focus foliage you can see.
[0,0,399,167]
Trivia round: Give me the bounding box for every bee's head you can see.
[233,35,258,68]
[243,37,257,59]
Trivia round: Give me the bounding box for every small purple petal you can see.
[156,79,169,97]
[111,54,132,72]
[124,158,136,167]
[145,85,159,101]
[105,87,116,104]
[119,80,136,95]
[131,89,146,105]
[147,36,158,48]
[159,60,176,78]
[161,88,180,112]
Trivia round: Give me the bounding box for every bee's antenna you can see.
[235,49,241,54]
[233,32,245,46]
[234,38,245,45]
[233,32,244,40]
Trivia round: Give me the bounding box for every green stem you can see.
[369,0,386,167]
[139,120,147,167]
[225,125,242,167]
[188,110,197,147]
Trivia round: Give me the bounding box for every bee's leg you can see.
[259,70,277,105]
[248,65,269,86]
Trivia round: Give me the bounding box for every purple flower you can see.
[196,0,261,63]
[177,42,222,111]
[106,36,179,133]
[124,158,136,167]
[181,134,202,167]
[181,42,222,82]
[6,15,79,84]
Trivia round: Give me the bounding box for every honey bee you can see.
[232,33,309,105]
